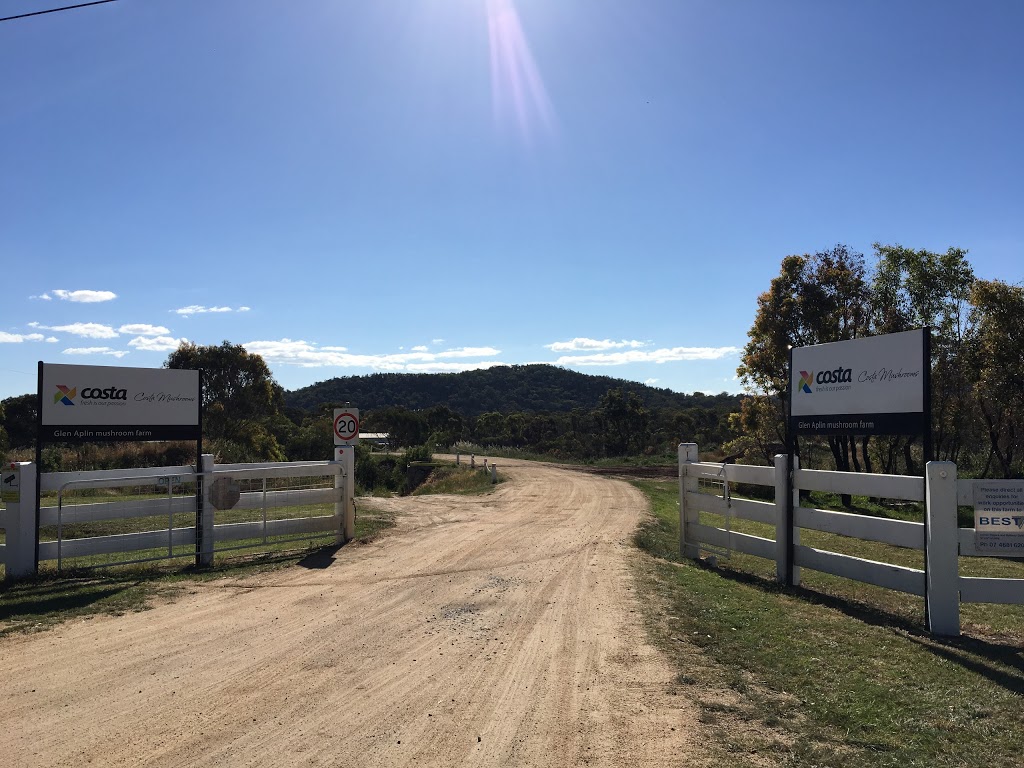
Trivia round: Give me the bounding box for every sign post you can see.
[332,408,359,542]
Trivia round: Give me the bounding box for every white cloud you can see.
[128,336,187,352]
[545,338,648,352]
[63,347,129,358]
[645,378,660,386]
[34,322,119,339]
[0,332,45,343]
[437,346,501,358]
[46,337,59,343]
[554,346,741,366]
[405,361,508,373]
[243,339,502,370]
[52,289,117,303]
[431,338,445,345]
[30,293,52,301]
[119,324,170,336]
[172,305,246,316]
[411,345,429,352]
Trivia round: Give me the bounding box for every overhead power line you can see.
[1,0,120,23]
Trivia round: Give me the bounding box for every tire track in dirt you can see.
[0,460,697,767]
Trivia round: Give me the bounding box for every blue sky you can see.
[2,0,1022,401]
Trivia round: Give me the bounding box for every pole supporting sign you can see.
[789,328,930,438]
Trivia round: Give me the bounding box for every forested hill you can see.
[285,364,740,416]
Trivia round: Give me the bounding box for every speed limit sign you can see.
[333,408,360,445]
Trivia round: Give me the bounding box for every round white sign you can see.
[333,409,360,443]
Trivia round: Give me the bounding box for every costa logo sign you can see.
[797,367,853,392]
[54,384,77,405]
[40,363,202,441]
[55,384,128,403]
[81,386,128,401]
[815,367,852,385]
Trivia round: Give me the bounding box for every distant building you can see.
[359,432,390,449]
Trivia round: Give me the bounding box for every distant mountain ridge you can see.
[284,364,740,416]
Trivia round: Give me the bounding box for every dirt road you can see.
[0,460,695,767]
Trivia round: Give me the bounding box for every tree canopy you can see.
[165,341,287,462]
[738,243,1022,479]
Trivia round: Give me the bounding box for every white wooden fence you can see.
[1,454,355,577]
[678,443,1024,637]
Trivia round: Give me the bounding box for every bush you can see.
[404,444,433,463]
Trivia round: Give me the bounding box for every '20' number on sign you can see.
[334,410,359,442]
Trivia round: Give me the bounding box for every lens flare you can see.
[487,0,556,143]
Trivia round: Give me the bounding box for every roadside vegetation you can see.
[411,463,504,496]
[631,478,1024,767]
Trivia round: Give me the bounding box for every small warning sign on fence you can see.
[1,468,20,503]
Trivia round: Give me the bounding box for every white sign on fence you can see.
[974,481,1024,557]
[333,409,360,445]
[40,363,200,442]
[790,329,927,435]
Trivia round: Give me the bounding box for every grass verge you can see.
[412,465,504,496]
[631,479,1024,768]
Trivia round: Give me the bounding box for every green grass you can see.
[411,464,504,496]
[631,479,1024,767]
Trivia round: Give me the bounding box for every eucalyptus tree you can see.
[165,341,287,461]
[968,279,1024,478]
[870,244,977,470]
[737,246,870,496]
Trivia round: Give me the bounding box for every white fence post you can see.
[926,461,960,637]
[341,448,355,542]
[334,464,345,545]
[773,453,789,584]
[3,462,37,579]
[678,443,699,560]
[490,464,497,484]
[789,455,802,587]
[199,454,215,567]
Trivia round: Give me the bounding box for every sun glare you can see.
[486,0,556,143]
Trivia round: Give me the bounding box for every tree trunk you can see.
[828,436,853,507]
[903,437,917,477]
[861,435,873,474]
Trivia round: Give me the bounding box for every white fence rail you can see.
[1,455,355,576]
[678,443,1024,637]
